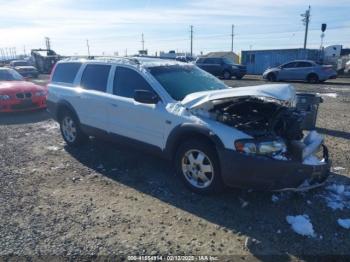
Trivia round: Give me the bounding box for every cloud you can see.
[0,0,348,55]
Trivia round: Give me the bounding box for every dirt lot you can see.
[1,75,350,260]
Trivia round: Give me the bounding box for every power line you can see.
[301,5,311,49]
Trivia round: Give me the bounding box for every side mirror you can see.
[134,90,159,104]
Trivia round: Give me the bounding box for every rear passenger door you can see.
[76,64,112,131]
[106,66,166,148]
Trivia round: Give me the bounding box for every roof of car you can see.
[59,56,186,68]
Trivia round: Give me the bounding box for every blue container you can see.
[241,48,321,75]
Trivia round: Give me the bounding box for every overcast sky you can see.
[0,0,349,56]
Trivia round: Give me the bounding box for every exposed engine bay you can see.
[198,96,326,165]
[210,96,304,140]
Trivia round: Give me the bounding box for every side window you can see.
[296,62,312,68]
[80,64,111,92]
[113,67,153,98]
[282,62,296,69]
[52,63,81,84]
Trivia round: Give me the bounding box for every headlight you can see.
[235,139,286,155]
[0,95,10,100]
[35,91,46,97]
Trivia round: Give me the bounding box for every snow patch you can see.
[286,215,315,237]
[47,146,59,151]
[317,92,337,98]
[337,218,350,229]
[303,155,324,166]
[322,184,350,210]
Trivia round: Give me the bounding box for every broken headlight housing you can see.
[235,139,286,156]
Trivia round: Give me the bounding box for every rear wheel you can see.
[307,74,319,84]
[59,109,87,146]
[175,139,224,194]
[223,70,231,80]
[267,73,276,82]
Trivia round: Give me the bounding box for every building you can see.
[241,48,320,74]
[201,51,239,64]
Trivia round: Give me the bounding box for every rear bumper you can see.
[218,145,331,191]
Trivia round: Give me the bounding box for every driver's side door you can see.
[106,66,167,149]
[278,62,298,80]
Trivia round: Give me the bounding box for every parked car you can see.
[9,60,39,78]
[263,60,337,83]
[0,68,47,112]
[195,57,246,80]
[47,57,330,194]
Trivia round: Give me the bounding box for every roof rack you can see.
[61,56,140,65]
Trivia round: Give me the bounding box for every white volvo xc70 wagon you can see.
[47,57,330,194]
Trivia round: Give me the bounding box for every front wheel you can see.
[175,139,224,194]
[59,110,87,147]
[267,73,276,82]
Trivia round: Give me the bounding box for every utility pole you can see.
[141,33,145,51]
[86,39,90,56]
[45,37,51,50]
[190,25,193,57]
[231,24,234,52]
[301,5,311,49]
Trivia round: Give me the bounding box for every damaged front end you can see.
[185,85,331,191]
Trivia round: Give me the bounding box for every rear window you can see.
[80,64,111,92]
[52,63,81,84]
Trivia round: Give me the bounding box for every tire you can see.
[223,70,231,80]
[307,74,319,84]
[267,73,276,82]
[236,75,243,80]
[174,139,224,194]
[59,109,87,147]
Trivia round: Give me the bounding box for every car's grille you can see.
[16,92,32,99]
[11,101,37,110]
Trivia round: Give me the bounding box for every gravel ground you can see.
[1,75,349,260]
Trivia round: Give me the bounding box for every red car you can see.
[0,68,47,113]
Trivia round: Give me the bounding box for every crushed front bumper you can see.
[218,145,331,191]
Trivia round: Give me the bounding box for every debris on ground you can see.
[271,194,279,203]
[286,215,315,237]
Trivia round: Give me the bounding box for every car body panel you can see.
[181,84,295,110]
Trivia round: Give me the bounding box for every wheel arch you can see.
[164,124,224,160]
[56,100,80,123]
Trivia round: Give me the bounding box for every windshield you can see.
[13,61,29,66]
[0,69,24,81]
[148,65,228,101]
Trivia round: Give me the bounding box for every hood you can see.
[0,81,44,94]
[181,84,296,110]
